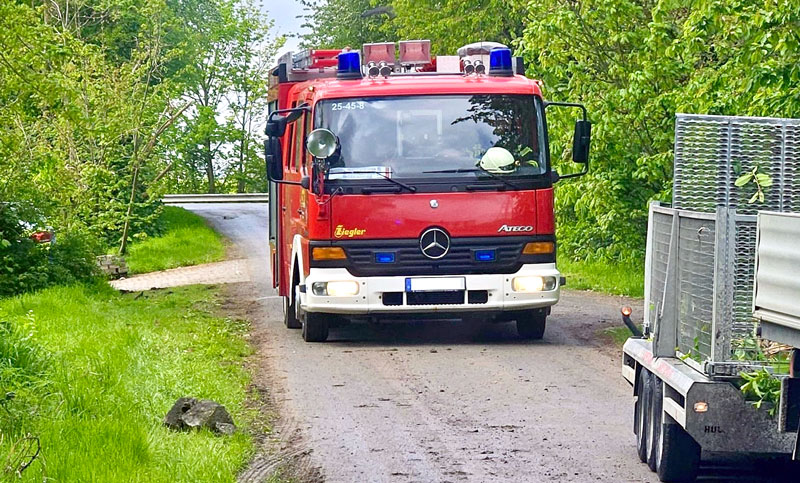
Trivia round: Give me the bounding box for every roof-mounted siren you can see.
[457,41,525,77]
[337,50,363,80]
[398,40,431,67]
[363,42,396,78]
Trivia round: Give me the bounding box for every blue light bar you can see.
[375,252,396,263]
[474,250,496,262]
[337,51,363,79]
[489,48,513,77]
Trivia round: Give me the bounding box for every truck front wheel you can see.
[516,310,546,339]
[282,286,301,329]
[302,312,329,342]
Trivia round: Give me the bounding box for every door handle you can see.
[297,208,305,216]
[282,206,287,212]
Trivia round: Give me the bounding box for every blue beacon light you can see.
[488,47,513,77]
[475,250,496,262]
[375,252,396,264]
[337,51,363,79]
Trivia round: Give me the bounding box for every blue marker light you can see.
[337,51,363,79]
[475,250,496,262]
[375,252,396,264]
[489,48,513,77]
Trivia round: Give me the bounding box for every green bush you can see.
[0,206,99,298]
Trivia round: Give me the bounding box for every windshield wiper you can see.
[331,169,416,193]
[422,167,521,190]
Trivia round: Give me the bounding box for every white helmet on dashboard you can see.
[479,147,516,174]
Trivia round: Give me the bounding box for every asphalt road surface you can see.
[182,202,794,483]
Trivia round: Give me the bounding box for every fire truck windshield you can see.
[316,95,546,182]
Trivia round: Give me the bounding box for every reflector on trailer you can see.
[363,42,396,65]
[398,40,431,65]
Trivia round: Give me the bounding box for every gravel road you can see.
[181,202,791,483]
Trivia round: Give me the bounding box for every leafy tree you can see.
[299,0,397,48]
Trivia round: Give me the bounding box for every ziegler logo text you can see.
[498,225,534,233]
[335,225,366,238]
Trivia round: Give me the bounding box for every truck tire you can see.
[636,369,652,463]
[302,312,329,342]
[516,311,546,339]
[283,293,301,329]
[649,375,701,482]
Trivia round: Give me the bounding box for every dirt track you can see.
[182,202,791,483]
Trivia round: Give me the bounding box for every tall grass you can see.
[0,283,254,482]
[558,255,644,298]
[125,207,225,274]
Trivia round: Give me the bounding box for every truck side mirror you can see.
[265,115,288,137]
[572,119,591,164]
[265,137,283,181]
[544,101,591,180]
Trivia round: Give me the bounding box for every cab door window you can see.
[292,110,305,173]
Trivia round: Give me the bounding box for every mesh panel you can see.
[729,121,783,215]
[675,217,715,361]
[647,212,672,334]
[730,220,759,357]
[670,114,800,368]
[673,115,800,214]
[786,125,800,212]
[673,118,729,212]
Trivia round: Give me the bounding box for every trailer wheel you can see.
[646,376,661,471]
[649,375,700,482]
[282,282,301,329]
[302,312,329,342]
[636,369,652,463]
[516,311,546,339]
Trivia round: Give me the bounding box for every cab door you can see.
[279,101,308,292]
[267,100,280,289]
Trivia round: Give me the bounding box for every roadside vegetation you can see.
[126,207,226,275]
[558,256,644,298]
[302,0,800,274]
[1,0,282,298]
[0,283,254,482]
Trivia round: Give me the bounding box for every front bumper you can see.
[300,263,560,314]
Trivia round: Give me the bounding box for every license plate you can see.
[405,277,465,292]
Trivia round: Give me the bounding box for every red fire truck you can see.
[266,41,590,342]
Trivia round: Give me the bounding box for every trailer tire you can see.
[647,376,661,471]
[650,375,700,482]
[636,369,652,463]
[302,312,329,342]
[516,311,546,339]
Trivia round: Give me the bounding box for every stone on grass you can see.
[164,397,235,435]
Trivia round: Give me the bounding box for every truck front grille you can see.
[310,236,554,277]
[380,290,489,306]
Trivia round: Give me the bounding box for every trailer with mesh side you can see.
[621,114,800,482]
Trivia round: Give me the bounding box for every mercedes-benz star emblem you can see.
[430,199,439,208]
[419,228,450,260]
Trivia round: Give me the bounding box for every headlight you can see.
[512,276,557,292]
[311,281,360,297]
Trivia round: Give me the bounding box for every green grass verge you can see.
[558,255,644,298]
[601,326,638,347]
[0,283,254,482]
[126,206,225,274]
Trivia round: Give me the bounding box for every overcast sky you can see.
[263,0,306,59]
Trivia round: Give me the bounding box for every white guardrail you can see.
[163,193,269,204]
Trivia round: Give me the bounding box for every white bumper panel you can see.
[300,264,560,314]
